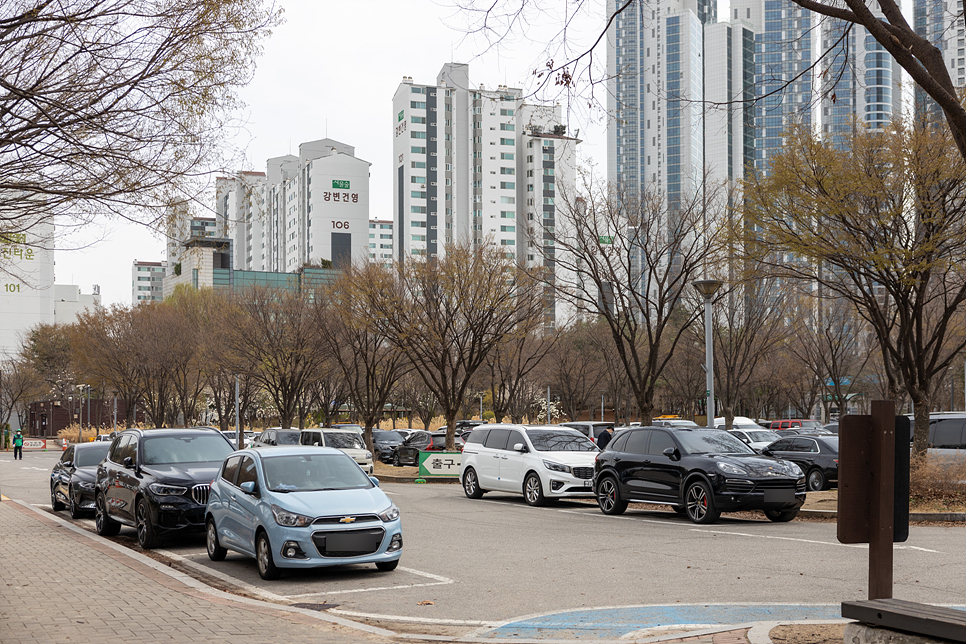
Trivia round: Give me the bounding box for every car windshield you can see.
[526,430,598,451]
[277,431,301,445]
[746,430,781,443]
[75,444,111,467]
[262,453,372,492]
[375,431,404,442]
[142,435,233,465]
[676,431,754,455]
[324,432,365,449]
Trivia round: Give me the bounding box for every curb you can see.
[377,474,460,484]
[798,508,965,523]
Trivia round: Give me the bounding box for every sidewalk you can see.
[0,499,388,644]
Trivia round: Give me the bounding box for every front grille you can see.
[312,527,385,557]
[572,467,594,480]
[313,514,380,525]
[753,478,798,489]
[191,484,210,505]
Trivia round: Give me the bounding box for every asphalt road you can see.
[3,449,964,630]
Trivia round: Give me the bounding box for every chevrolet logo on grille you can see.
[339,516,356,524]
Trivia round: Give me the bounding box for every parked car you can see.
[652,419,700,428]
[252,428,301,447]
[321,430,371,472]
[559,421,614,443]
[94,427,235,548]
[728,428,782,452]
[460,425,599,505]
[95,433,114,442]
[823,422,839,434]
[221,430,255,449]
[331,423,364,434]
[762,435,839,491]
[593,427,806,524]
[205,446,402,580]
[51,441,111,519]
[714,416,766,429]
[372,430,407,463]
[767,419,824,431]
[391,430,463,466]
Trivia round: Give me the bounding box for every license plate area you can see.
[313,528,385,557]
[763,488,796,503]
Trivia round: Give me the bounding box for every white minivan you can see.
[460,425,599,506]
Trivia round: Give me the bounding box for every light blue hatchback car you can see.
[205,446,402,579]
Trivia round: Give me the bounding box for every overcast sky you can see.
[56,0,610,307]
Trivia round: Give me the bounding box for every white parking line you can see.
[687,528,943,553]
[162,551,453,601]
[557,508,678,526]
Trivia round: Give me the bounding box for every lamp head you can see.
[692,279,724,298]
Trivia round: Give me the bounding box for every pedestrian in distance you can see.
[596,426,614,450]
[13,430,24,460]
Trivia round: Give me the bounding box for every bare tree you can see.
[0,0,281,259]
[394,372,438,430]
[71,305,142,425]
[227,287,325,429]
[745,120,966,454]
[319,266,411,450]
[542,176,727,424]
[0,356,44,430]
[484,328,556,423]
[356,241,546,449]
[538,323,601,421]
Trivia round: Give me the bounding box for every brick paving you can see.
[0,500,386,644]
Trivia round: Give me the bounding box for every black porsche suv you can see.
[94,428,235,548]
[593,427,806,524]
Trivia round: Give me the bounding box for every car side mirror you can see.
[123,456,135,469]
[62,461,73,468]
[240,481,256,494]
[369,476,380,487]
[662,447,680,461]
[512,442,527,452]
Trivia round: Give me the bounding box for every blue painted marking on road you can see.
[481,604,843,639]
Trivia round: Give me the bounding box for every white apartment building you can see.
[132,260,166,304]
[369,218,394,264]
[217,139,371,272]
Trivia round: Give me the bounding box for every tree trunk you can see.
[911,390,930,458]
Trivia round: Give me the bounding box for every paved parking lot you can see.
[3,450,964,640]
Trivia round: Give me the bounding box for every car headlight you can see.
[783,461,803,476]
[76,481,95,490]
[378,502,400,522]
[365,451,372,460]
[271,504,314,527]
[716,462,748,475]
[148,483,188,496]
[543,460,571,474]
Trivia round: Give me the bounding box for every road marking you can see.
[687,528,943,553]
[162,551,453,601]
[557,508,679,526]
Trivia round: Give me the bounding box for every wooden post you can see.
[869,400,895,599]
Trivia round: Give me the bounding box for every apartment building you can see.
[369,218,394,264]
[132,260,166,304]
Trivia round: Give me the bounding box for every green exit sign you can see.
[599,235,614,244]
[332,180,350,190]
[398,110,404,122]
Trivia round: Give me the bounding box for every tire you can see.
[685,480,720,524]
[256,531,281,580]
[764,508,799,522]
[806,468,827,492]
[376,559,399,572]
[68,486,84,520]
[206,518,227,561]
[462,468,485,499]
[392,452,401,467]
[135,497,160,549]
[524,473,547,507]
[94,492,121,536]
[596,477,627,515]
[51,484,66,512]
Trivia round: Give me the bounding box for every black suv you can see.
[94,428,235,548]
[593,427,806,524]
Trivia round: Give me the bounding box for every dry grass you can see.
[56,424,100,443]
[909,454,966,511]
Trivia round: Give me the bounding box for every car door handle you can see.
[493,454,500,459]
[643,460,651,464]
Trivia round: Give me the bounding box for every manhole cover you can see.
[291,603,340,611]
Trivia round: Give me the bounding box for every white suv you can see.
[460,425,599,506]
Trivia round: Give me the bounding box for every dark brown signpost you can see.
[835,402,964,644]
[837,400,910,598]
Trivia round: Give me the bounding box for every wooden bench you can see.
[842,599,966,643]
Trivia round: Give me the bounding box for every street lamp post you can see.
[692,279,723,428]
